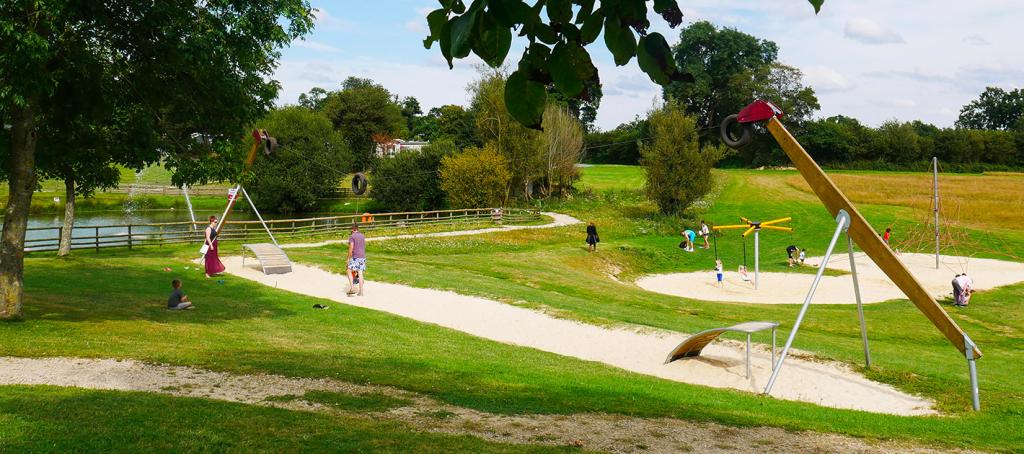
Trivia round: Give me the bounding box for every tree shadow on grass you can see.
[22,258,298,324]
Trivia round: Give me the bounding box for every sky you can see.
[274,0,1024,131]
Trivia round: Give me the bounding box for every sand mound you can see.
[222,256,935,416]
[637,253,1024,305]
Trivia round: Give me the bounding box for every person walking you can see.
[346,223,367,296]
[883,227,892,245]
[699,220,711,249]
[203,216,225,278]
[585,222,600,252]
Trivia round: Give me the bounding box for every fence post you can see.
[95,227,100,252]
[128,225,133,250]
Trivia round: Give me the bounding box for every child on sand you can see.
[714,259,724,287]
[738,264,753,287]
[167,279,194,310]
[798,249,807,265]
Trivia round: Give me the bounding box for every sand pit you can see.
[637,253,1024,305]
[222,256,935,416]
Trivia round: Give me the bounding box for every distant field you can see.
[576,165,644,192]
[785,172,1024,231]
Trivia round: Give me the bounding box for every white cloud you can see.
[803,66,853,93]
[312,7,347,31]
[843,18,904,44]
[963,34,990,46]
[293,39,340,53]
[878,98,917,109]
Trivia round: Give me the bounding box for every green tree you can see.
[956,87,1024,131]
[583,118,648,164]
[415,105,478,148]
[798,116,867,164]
[246,107,349,213]
[869,121,922,163]
[640,103,725,214]
[298,87,329,110]
[422,1,827,128]
[370,140,455,212]
[321,77,408,171]
[0,1,312,320]
[439,144,512,208]
[470,71,542,198]
[664,21,779,129]
[538,104,584,196]
[400,96,424,133]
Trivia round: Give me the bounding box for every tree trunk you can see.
[58,177,76,257]
[1,103,40,320]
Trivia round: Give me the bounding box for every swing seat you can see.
[243,243,292,275]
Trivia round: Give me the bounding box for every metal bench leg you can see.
[746,333,752,379]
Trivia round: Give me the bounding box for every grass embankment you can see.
[2,166,1023,451]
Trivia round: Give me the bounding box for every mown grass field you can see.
[2,166,1023,451]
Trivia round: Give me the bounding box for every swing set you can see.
[712,216,793,289]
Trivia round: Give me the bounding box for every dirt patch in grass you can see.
[0,356,966,454]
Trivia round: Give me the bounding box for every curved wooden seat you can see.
[243,243,292,275]
[665,321,779,378]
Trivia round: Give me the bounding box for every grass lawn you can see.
[0,386,570,453]
[3,166,1023,451]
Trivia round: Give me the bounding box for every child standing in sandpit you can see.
[346,223,367,297]
[714,259,724,287]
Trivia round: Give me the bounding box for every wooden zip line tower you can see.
[713,217,792,289]
[721,100,982,410]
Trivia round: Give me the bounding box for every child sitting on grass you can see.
[168,279,194,310]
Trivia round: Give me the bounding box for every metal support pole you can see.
[746,333,752,379]
[771,327,777,371]
[182,186,197,233]
[933,157,940,269]
[765,210,850,395]
[848,234,872,368]
[754,229,760,290]
[965,334,980,411]
[241,186,278,246]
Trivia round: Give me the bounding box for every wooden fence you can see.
[102,184,354,198]
[24,208,540,253]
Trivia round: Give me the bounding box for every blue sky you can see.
[274,1,1024,131]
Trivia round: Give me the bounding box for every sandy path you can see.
[281,212,580,249]
[0,357,954,453]
[222,256,934,416]
[636,253,1024,305]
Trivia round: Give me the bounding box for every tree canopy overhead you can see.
[0,0,314,320]
[423,0,824,128]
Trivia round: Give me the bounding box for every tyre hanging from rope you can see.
[720,114,753,148]
[351,172,368,195]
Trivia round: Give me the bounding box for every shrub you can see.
[439,144,512,208]
[369,140,455,212]
[640,103,725,215]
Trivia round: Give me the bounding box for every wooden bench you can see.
[242,243,292,275]
[665,321,779,378]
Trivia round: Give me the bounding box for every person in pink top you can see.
[346,223,367,296]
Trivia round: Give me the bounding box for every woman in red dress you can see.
[204,215,226,277]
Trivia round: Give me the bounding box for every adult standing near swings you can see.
[204,216,226,278]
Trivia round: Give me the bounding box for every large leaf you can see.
[472,13,513,67]
[579,7,604,44]
[489,0,530,27]
[546,0,572,24]
[808,0,825,13]
[652,0,683,27]
[505,70,547,129]
[549,42,584,97]
[450,10,478,58]
[637,32,677,85]
[574,0,596,24]
[603,18,635,66]
[439,20,454,68]
[422,9,448,49]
